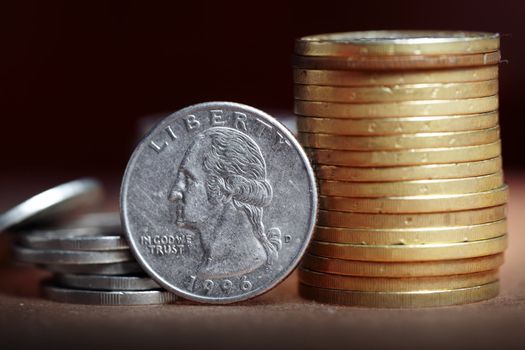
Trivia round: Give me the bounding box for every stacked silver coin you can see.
[2,179,177,305]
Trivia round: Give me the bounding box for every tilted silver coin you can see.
[56,273,159,291]
[42,282,176,305]
[0,178,103,233]
[13,246,132,265]
[18,227,128,251]
[43,261,143,275]
[121,102,317,303]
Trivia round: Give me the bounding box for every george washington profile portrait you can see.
[168,126,282,279]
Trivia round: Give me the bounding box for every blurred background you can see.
[0,0,523,187]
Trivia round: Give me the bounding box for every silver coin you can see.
[64,212,121,230]
[0,178,103,233]
[121,102,317,303]
[13,245,132,265]
[42,282,177,305]
[43,261,143,275]
[18,227,128,251]
[56,273,159,291]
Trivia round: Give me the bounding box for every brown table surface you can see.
[0,173,524,350]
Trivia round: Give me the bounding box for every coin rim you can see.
[295,95,499,119]
[318,184,508,213]
[298,266,499,292]
[307,140,501,167]
[19,228,128,251]
[315,157,503,182]
[0,178,103,232]
[317,171,503,197]
[301,252,505,277]
[42,261,143,275]
[294,80,499,103]
[299,126,500,151]
[317,205,507,228]
[292,51,502,70]
[295,31,500,56]
[313,218,508,244]
[298,280,499,307]
[55,273,159,291]
[296,112,499,136]
[12,245,133,265]
[309,234,508,262]
[42,281,177,305]
[292,66,499,86]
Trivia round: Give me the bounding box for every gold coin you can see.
[317,172,505,197]
[295,96,498,119]
[318,172,503,197]
[301,253,504,277]
[309,235,507,262]
[316,157,502,182]
[318,205,506,229]
[294,80,498,103]
[299,127,500,151]
[295,31,500,57]
[292,51,501,70]
[298,281,499,307]
[314,219,507,245]
[298,267,498,292]
[296,112,499,135]
[307,141,501,167]
[292,66,499,86]
[319,185,508,213]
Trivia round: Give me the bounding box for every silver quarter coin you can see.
[56,273,159,291]
[42,282,177,305]
[13,246,132,265]
[64,212,121,230]
[0,178,103,233]
[18,227,128,251]
[43,261,143,275]
[121,102,317,303]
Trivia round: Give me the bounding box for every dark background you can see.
[1,0,524,180]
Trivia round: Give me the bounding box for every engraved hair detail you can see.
[202,127,281,266]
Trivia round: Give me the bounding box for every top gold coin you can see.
[295,31,500,57]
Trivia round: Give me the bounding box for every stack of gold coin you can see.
[293,31,507,307]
